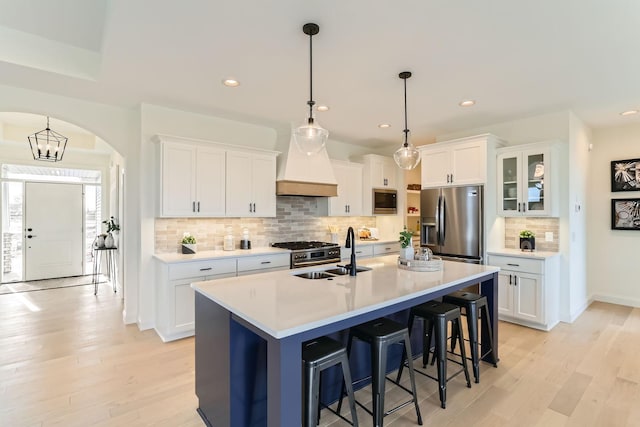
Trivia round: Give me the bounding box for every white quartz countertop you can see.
[154,247,290,263]
[192,255,499,339]
[487,248,560,260]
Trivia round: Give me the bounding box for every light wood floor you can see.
[1,284,639,427]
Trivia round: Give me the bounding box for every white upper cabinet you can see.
[497,142,557,217]
[226,151,277,217]
[367,154,398,189]
[159,141,225,217]
[329,160,363,216]
[155,134,278,218]
[419,137,488,188]
[359,154,398,216]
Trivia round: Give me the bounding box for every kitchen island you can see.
[192,255,499,427]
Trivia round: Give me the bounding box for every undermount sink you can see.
[294,266,373,279]
[323,266,372,276]
[294,271,334,280]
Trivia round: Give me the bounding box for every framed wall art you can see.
[611,159,639,192]
[611,198,640,230]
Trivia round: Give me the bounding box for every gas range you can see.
[271,241,341,269]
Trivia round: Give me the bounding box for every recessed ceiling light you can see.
[378,123,391,129]
[222,79,240,87]
[459,99,476,107]
[620,109,638,116]
[317,105,329,112]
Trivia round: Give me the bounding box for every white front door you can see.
[25,182,83,281]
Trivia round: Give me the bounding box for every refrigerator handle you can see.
[435,195,441,246]
[440,195,446,245]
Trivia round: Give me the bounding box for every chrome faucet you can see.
[345,226,357,276]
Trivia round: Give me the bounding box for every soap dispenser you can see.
[240,228,251,250]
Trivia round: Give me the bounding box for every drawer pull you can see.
[260,261,271,264]
[356,251,363,254]
[507,263,520,267]
[199,267,213,271]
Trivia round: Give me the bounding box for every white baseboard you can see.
[568,299,591,322]
[591,293,640,308]
[138,320,155,331]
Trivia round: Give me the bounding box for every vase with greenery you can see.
[519,230,535,251]
[399,227,414,260]
[181,232,197,254]
[102,216,120,248]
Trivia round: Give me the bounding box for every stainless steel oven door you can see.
[292,257,341,269]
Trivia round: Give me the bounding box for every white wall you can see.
[566,113,591,319]
[588,123,640,307]
[436,111,571,145]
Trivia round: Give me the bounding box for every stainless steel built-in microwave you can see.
[372,188,397,214]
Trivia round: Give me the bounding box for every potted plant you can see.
[399,227,414,260]
[181,232,197,254]
[519,230,535,251]
[102,216,120,248]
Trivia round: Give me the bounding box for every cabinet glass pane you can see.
[502,156,518,211]
[526,153,545,212]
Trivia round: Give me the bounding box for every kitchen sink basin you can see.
[323,266,373,275]
[294,271,335,280]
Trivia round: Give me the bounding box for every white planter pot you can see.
[182,243,197,254]
[401,246,414,260]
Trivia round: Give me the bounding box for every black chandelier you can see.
[27,116,68,162]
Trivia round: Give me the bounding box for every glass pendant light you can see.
[294,23,328,156]
[393,71,421,170]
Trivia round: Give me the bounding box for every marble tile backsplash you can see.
[155,196,376,253]
[504,217,559,252]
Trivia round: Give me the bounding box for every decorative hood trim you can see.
[276,134,337,197]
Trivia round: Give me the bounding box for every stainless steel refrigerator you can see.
[420,185,483,263]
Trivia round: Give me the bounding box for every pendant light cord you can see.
[307,31,315,122]
[403,77,409,147]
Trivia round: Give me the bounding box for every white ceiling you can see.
[0,0,639,149]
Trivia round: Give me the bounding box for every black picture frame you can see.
[611,198,640,230]
[611,159,639,192]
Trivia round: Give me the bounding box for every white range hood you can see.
[276,134,337,197]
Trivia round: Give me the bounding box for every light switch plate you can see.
[545,232,553,242]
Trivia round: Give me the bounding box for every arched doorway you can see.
[0,113,125,294]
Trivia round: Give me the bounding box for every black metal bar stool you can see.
[442,291,498,383]
[396,301,471,409]
[303,336,359,426]
[337,317,423,426]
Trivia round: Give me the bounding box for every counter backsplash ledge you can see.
[504,217,559,252]
[155,196,377,253]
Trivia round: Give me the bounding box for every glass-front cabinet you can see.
[497,145,553,217]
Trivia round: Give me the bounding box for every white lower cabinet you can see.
[373,242,400,256]
[341,241,400,260]
[236,253,290,276]
[155,253,290,341]
[341,244,374,261]
[488,253,559,331]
